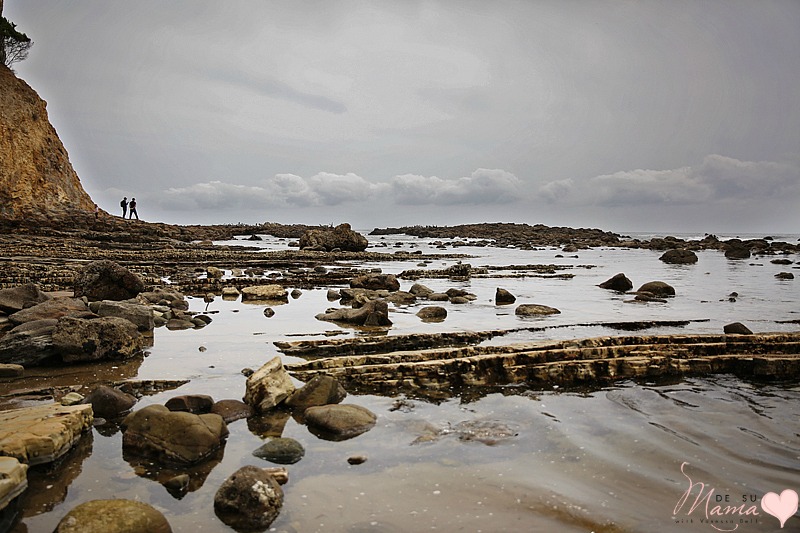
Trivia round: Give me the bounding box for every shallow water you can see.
[7,232,800,532]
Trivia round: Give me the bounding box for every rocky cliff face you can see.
[0,65,95,221]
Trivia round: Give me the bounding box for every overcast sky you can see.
[6,1,800,233]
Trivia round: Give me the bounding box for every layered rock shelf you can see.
[286,332,800,395]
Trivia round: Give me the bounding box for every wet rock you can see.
[0,456,27,511]
[416,306,447,322]
[350,273,400,291]
[244,357,296,413]
[122,404,228,465]
[724,242,751,259]
[73,260,146,302]
[449,296,471,304]
[252,437,305,464]
[0,403,93,465]
[285,374,347,411]
[206,266,223,279]
[771,258,793,265]
[221,287,239,299]
[88,300,155,332]
[0,283,50,314]
[241,284,288,302]
[409,283,434,298]
[634,293,667,303]
[165,394,214,414]
[165,318,196,330]
[599,273,633,292]
[291,289,302,299]
[137,288,189,311]
[428,292,450,302]
[214,465,284,531]
[210,399,253,423]
[60,392,84,406]
[0,319,59,366]
[326,289,341,301]
[298,223,369,252]
[164,474,190,498]
[8,298,90,326]
[54,499,171,533]
[386,291,416,305]
[53,316,144,363]
[515,304,561,316]
[495,288,516,304]
[82,385,137,419]
[724,322,753,335]
[304,404,377,441]
[659,249,698,264]
[636,281,675,297]
[348,455,367,465]
[775,272,794,280]
[316,299,392,327]
[263,307,276,318]
[0,364,24,378]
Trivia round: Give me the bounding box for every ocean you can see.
[12,230,800,532]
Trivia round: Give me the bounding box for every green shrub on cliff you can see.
[1,16,32,69]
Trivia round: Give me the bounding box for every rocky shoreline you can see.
[0,220,798,531]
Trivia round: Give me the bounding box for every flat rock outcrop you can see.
[0,403,93,465]
[0,456,27,511]
[299,223,369,252]
[287,332,800,396]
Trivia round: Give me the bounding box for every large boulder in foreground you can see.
[53,316,144,363]
[121,405,228,465]
[54,499,172,533]
[214,466,284,531]
[0,319,59,366]
[73,260,145,302]
[298,223,369,252]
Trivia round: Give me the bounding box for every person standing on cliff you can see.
[120,197,128,218]
[128,198,138,220]
[94,204,99,220]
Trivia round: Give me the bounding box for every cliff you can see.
[0,64,95,222]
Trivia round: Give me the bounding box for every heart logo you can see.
[761,489,799,528]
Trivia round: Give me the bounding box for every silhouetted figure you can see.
[120,197,128,218]
[129,198,138,220]
[94,204,99,220]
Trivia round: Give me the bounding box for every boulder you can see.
[81,385,137,419]
[214,466,284,531]
[515,304,561,316]
[244,357,296,413]
[53,316,144,363]
[0,364,24,378]
[221,287,240,299]
[8,298,90,326]
[416,306,447,322]
[89,300,155,332]
[298,223,369,252]
[73,260,145,302]
[241,284,288,302]
[409,283,434,298]
[724,243,751,260]
[775,272,794,280]
[122,405,228,465]
[636,281,676,297]
[206,266,223,279]
[252,437,305,464]
[599,273,633,292]
[724,322,753,335]
[285,374,347,411]
[303,404,377,441]
[210,399,253,423]
[137,288,189,311]
[0,283,50,314]
[385,291,416,305]
[315,299,392,327]
[0,319,59,366]
[495,288,516,304]
[165,395,214,414]
[53,499,171,533]
[0,456,28,511]
[660,249,698,264]
[350,273,400,291]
